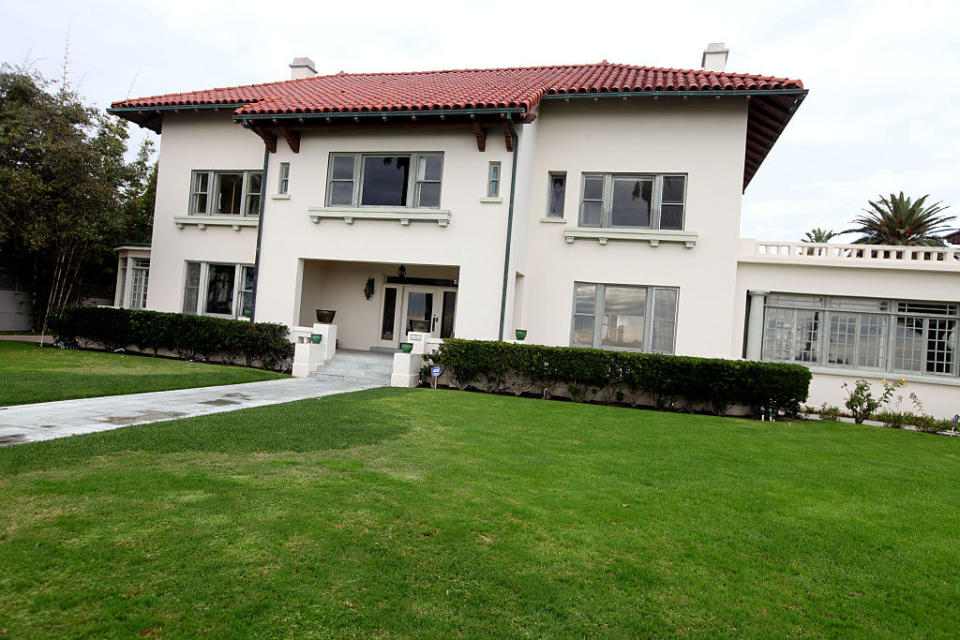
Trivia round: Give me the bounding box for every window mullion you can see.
[602,176,612,228]
[408,153,419,207]
[353,154,362,207]
[594,284,604,348]
[651,175,662,230]
[643,287,656,353]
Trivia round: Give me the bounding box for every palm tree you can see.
[801,228,838,243]
[845,192,954,246]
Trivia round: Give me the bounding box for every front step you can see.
[309,350,396,386]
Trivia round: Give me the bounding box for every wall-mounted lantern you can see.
[363,277,375,300]
[397,264,407,279]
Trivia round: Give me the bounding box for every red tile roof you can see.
[110,62,805,189]
[111,62,802,114]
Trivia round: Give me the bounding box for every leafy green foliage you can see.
[845,192,954,246]
[49,306,293,370]
[841,378,902,424]
[428,339,811,416]
[0,65,156,329]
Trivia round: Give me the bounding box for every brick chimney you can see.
[701,43,729,73]
[289,57,317,80]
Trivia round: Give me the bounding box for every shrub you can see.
[48,306,293,371]
[428,339,811,417]
[842,378,903,424]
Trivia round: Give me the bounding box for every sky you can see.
[3,0,958,241]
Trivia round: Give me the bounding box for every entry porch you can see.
[295,259,460,352]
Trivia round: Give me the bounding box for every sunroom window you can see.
[325,152,444,208]
[579,173,686,230]
[762,294,958,377]
[189,170,263,216]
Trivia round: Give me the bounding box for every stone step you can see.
[312,371,392,385]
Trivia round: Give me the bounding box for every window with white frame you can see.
[129,258,149,309]
[571,282,678,353]
[182,262,255,319]
[278,162,290,195]
[547,172,566,217]
[579,173,686,230]
[189,170,263,216]
[325,152,443,208]
[487,161,501,198]
[762,294,959,377]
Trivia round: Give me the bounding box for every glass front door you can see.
[378,285,457,347]
[404,289,435,336]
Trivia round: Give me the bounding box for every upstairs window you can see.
[547,172,566,217]
[487,162,501,198]
[278,162,290,195]
[326,152,444,208]
[579,173,686,230]
[190,170,263,216]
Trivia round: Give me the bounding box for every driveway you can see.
[0,377,378,446]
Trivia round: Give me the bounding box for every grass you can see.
[0,341,285,406]
[1,388,958,638]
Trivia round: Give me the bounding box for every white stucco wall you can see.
[146,112,262,313]
[520,99,749,356]
[254,125,513,343]
[736,258,960,418]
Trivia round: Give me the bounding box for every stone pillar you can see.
[745,290,768,361]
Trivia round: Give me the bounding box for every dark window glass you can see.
[329,181,354,206]
[610,178,651,227]
[441,291,457,338]
[583,175,603,200]
[381,287,397,340]
[660,204,684,230]
[416,182,441,208]
[548,173,566,216]
[331,155,355,180]
[215,173,243,214]
[662,176,685,203]
[361,156,410,206]
[205,264,235,315]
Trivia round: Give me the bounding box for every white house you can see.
[109,47,960,417]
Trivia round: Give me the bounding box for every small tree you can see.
[845,192,954,246]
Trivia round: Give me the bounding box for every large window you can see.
[762,294,958,377]
[326,153,443,208]
[189,170,263,216]
[579,173,686,230]
[182,262,255,319]
[571,282,678,354]
[129,259,149,309]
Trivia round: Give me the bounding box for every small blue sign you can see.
[430,366,442,377]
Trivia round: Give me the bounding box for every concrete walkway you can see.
[0,377,379,446]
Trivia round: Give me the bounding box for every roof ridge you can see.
[113,61,799,107]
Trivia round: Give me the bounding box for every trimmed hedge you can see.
[427,339,811,416]
[49,306,294,371]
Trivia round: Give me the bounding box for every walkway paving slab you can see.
[0,377,378,446]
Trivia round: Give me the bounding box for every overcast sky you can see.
[4,0,958,240]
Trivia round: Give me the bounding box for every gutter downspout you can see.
[497,120,520,341]
[249,145,270,323]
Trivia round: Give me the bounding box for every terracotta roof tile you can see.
[111,62,802,115]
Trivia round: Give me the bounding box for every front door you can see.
[377,285,457,348]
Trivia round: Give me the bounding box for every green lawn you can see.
[0,341,285,406]
[1,389,958,638]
